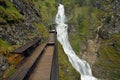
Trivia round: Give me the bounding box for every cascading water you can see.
[55,4,97,80]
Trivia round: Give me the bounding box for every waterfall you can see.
[55,4,97,80]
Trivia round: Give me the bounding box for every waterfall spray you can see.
[55,4,97,80]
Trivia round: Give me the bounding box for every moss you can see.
[4,9,23,22]
[0,0,23,23]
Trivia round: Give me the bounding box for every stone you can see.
[0,71,3,78]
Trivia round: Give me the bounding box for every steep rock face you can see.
[62,0,120,80]
[91,0,120,80]
[0,0,41,45]
[12,0,40,23]
[96,0,120,39]
[0,1,41,79]
[0,0,57,79]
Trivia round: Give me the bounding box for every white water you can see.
[55,4,97,80]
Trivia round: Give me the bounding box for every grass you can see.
[0,39,13,56]
[57,2,97,80]
[59,1,120,80]
[69,32,82,55]
[33,23,49,40]
[58,43,80,80]
[0,0,23,23]
[0,39,24,79]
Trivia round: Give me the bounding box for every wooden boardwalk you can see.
[8,31,58,80]
[9,43,47,80]
[28,32,56,80]
[48,32,56,44]
[29,45,54,80]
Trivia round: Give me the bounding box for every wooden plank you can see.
[48,33,55,45]
[12,37,41,54]
[29,45,55,80]
[8,43,47,80]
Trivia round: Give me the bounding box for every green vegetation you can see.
[58,0,120,80]
[0,0,119,80]
[57,0,103,79]
[0,39,13,56]
[0,38,24,79]
[32,0,57,25]
[33,23,49,40]
[93,34,120,80]
[58,43,80,80]
[3,65,15,79]
[69,33,82,55]
[0,0,23,23]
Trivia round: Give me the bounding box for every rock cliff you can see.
[0,0,57,79]
[58,0,120,80]
[0,0,41,45]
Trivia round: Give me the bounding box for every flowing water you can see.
[55,4,97,80]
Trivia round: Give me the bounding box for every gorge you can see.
[0,0,120,80]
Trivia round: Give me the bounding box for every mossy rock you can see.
[0,0,23,23]
[93,33,120,80]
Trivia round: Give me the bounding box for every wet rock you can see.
[0,55,10,71]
